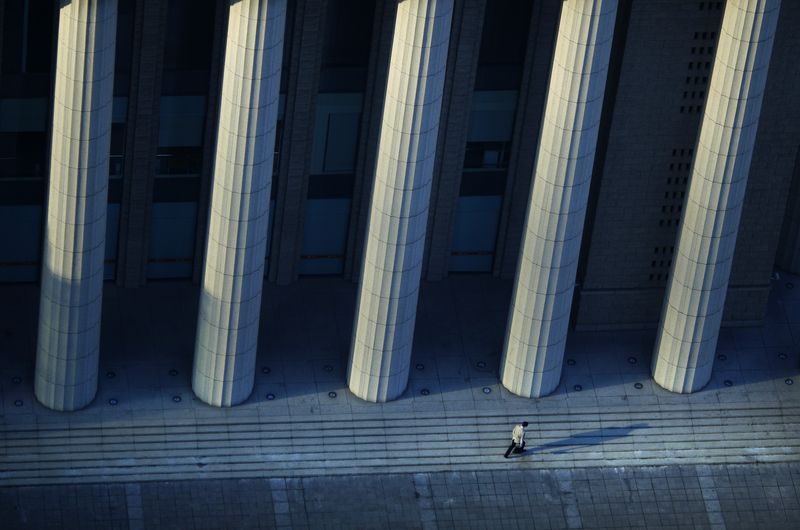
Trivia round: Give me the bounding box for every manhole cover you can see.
[717,354,727,361]
[266,393,276,400]
[627,357,638,364]
[634,382,644,390]
[573,384,583,392]
[172,395,182,403]
[108,398,118,406]
[415,363,424,371]
[566,359,576,366]
[11,376,21,384]
[323,365,333,372]
[786,378,794,386]
[328,391,337,399]
[482,387,491,394]
[106,371,116,379]
[169,369,178,376]
[262,367,271,375]
[778,353,788,360]
[723,380,733,387]
[13,399,23,407]
[420,388,430,396]
[476,361,487,369]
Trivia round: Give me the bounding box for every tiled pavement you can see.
[0,271,799,527]
[2,464,800,529]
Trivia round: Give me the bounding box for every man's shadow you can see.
[527,423,650,455]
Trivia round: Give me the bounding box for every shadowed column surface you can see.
[500,0,618,398]
[193,0,286,407]
[35,0,118,411]
[652,0,781,393]
[348,0,454,402]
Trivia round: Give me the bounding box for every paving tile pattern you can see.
[2,464,800,529]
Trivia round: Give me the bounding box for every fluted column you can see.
[193,0,286,407]
[652,0,780,393]
[347,0,454,402]
[500,0,617,398]
[35,0,117,411]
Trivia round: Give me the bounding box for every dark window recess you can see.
[110,123,126,177]
[463,141,511,170]
[307,173,355,199]
[0,132,47,178]
[0,179,45,205]
[475,0,533,90]
[460,171,506,197]
[153,176,201,203]
[161,0,216,94]
[156,146,203,176]
[114,0,136,95]
[318,0,375,91]
[1,0,54,96]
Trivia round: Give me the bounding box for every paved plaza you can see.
[1,272,799,528]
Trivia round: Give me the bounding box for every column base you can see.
[500,361,562,398]
[34,373,98,412]
[347,364,409,403]
[192,372,255,407]
[651,356,713,394]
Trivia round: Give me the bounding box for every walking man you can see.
[504,421,528,458]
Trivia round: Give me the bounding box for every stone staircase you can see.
[2,400,798,486]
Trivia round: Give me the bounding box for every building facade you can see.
[0,0,798,408]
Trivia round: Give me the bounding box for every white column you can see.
[193,0,286,407]
[35,0,117,411]
[652,0,781,393]
[500,0,617,398]
[347,0,454,402]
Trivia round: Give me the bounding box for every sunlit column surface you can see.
[347,0,454,402]
[193,0,286,406]
[35,0,117,411]
[652,0,781,393]
[500,0,617,398]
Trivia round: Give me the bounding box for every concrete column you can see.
[500,0,617,398]
[192,0,286,407]
[652,0,781,393]
[35,0,118,411]
[347,0,454,402]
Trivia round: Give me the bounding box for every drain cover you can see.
[14,399,23,407]
[723,380,733,387]
[266,393,276,400]
[717,354,727,361]
[262,366,271,374]
[420,388,430,396]
[566,359,576,366]
[634,383,644,390]
[778,353,788,360]
[415,363,424,371]
[573,384,583,392]
[786,379,794,386]
[323,365,333,372]
[476,361,487,369]
[627,357,638,364]
[108,398,118,406]
[482,387,491,394]
[11,376,21,384]
[106,371,116,379]
[172,395,182,403]
[328,391,337,399]
[169,369,178,376]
